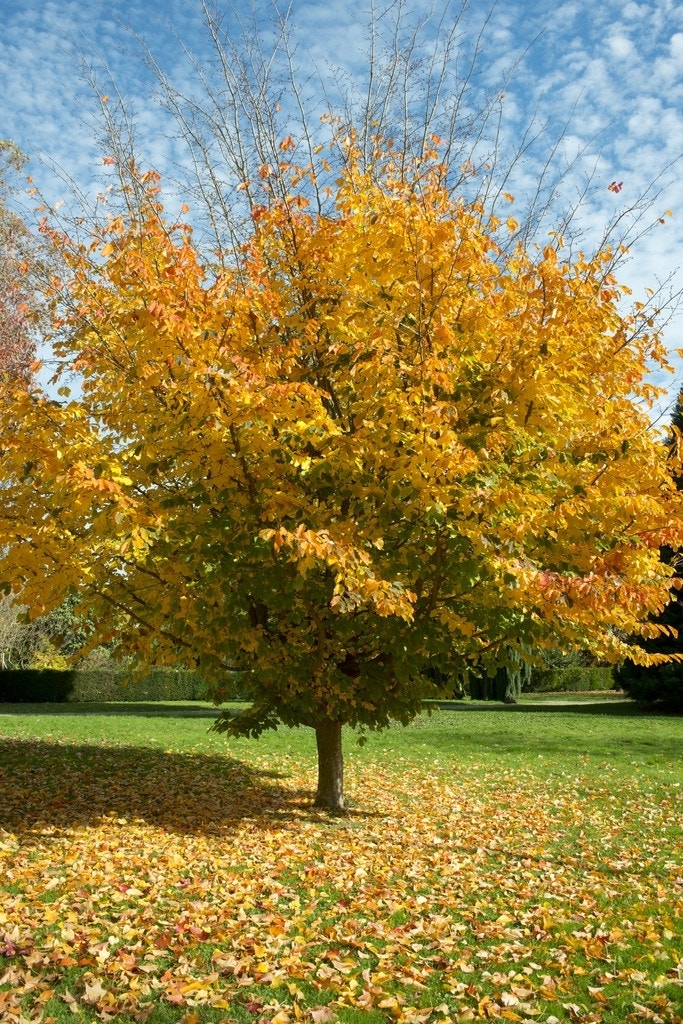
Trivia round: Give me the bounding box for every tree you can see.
[1,128,682,808]
[0,141,39,383]
[0,594,74,670]
[468,650,532,703]
[614,389,683,709]
[2,0,683,808]
[0,595,32,669]
[615,631,683,709]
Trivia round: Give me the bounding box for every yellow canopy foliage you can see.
[0,141,681,742]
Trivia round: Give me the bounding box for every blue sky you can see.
[1,0,682,411]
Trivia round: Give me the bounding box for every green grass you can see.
[0,702,681,1024]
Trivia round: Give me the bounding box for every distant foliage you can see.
[0,668,76,702]
[0,593,94,670]
[468,652,532,703]
[612,387,683,711]
[0,141,39,383]
[527,666,615,693]
[614,660,683,708]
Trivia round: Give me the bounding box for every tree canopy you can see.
[1,131,682,808]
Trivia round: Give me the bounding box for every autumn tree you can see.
[1,2,683,808]
[0,141,40,383]
[88,0,675,270]
[1,131,682,807]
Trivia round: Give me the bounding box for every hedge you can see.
[0,664,618,704]
[0,667,245,703]
[524,666,616,693]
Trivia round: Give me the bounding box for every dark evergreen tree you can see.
[615,390,683,709]
[468,649,532,703]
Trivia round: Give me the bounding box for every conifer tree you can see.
[615,389,683,708]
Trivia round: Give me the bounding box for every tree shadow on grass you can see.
[434,699,680,717]
[0,701,227,718]
[0,737,336,839]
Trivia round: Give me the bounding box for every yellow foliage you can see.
[0,134,681,735]
[29,642,69,671]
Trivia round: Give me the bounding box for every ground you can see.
[0,702,681,1023]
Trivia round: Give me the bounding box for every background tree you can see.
[0,595,32,669]
[0,141,40,383]
[614,388,683,709]
[0,594,77,670]
[468,650,532,704]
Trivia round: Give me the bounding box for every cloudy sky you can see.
[1,0,682,412]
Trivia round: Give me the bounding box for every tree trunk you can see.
[314,717,345,812]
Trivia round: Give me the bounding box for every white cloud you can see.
[607,32,634,60]
[622,1,650,19]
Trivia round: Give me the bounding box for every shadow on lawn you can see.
[1,699,671,720]
[0,737,326,838]
[434,699,679,717]
[0,702,224,718]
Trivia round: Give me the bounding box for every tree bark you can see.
[314,717,345,812]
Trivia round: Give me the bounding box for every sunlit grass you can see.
[0,704,681,1023]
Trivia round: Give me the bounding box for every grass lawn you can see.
[0,703,681,1024]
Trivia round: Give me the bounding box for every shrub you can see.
[525,666,615,693]
[0,667,245,703]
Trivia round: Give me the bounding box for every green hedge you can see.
[0,668,245,703]
[0,664,617,704]
[525,666,615,693]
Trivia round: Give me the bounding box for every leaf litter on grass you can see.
[0,735,682,1024]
